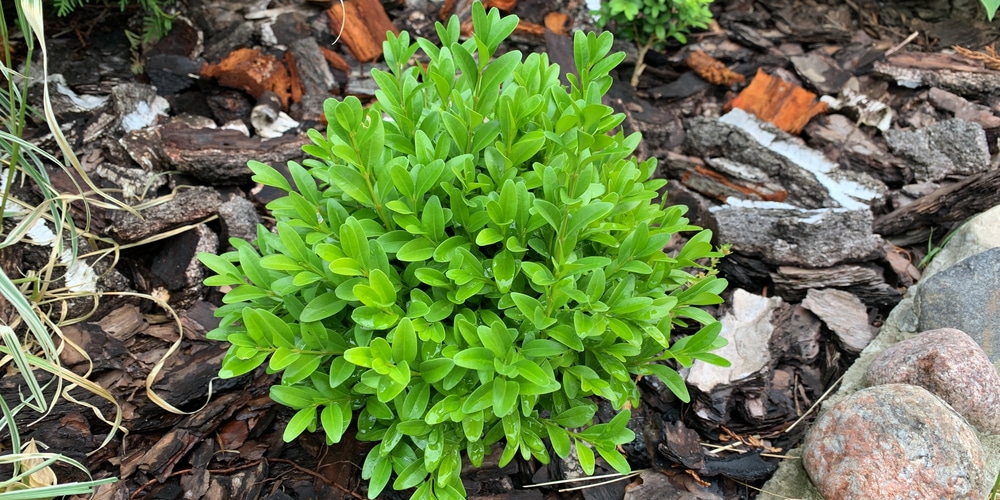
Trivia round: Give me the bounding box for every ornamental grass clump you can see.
[199,3,729,499]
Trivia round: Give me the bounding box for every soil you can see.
[3,0,999,499]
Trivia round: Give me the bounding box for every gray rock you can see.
[802,288,876,353]
[761,261,1000,499]
[218,196,261,244]
[707,200,883,268]
[885,119,990,182]
[687,289,783,393]
[914,246,1000,364]
[803,384,989,500]
[866,328,1000,434]
[922,203,1000,279]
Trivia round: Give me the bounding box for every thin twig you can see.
[885,32,920,57]
[268,458,365,500]
[783,374,845,434]
[129,462,262,499]
[559,471,644,492]
[526,469,649,488]
[734,478,805,500]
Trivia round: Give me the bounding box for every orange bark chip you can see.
[513,20,545,38]
[544,12,570,36]
[319,46,352,73]
[686,50,745,86]
[327,0,400,63]
[201,48,293,108]
[484,0,517,12]
[726,68,828,134]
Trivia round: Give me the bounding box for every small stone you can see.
[218,196,261,244]
[803,384,988,500]
[686,289,783,393]
[801,288,875,353]
[865,328,1000,433]
[885,118,990,183]
[914,246,1000,364]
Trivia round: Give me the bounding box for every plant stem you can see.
[629,40,655,88]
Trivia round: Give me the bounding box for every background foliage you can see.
[596,0,714,86]
[50,0,174,41]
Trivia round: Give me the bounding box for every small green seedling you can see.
[597,0,714,86]
[200,3,729,499]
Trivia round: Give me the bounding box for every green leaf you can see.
[596,445,631,474]
[433,235,471,262]
[546,424,571,458]
[510,293,542,321]
[321,403,351,443]
[391,318,418,364]
[199,252,242,281]
[401,382,431,421]
[244,308,293,348]
[397,237,436,261]
[546,325,584,352]
[985,0,1000,21]
[693,352,731,367]
[269,347,300,371]
[513,360,553,388]
[364,448,392,499]
[461,380,495,413]
[259,254,304,272]
[249,160,292,192]
[420,358,454,383]
[344,347,374,368]
[340,217,370,266]
[397,419,431,436]
[368,268,398,306]
[462,410,485,441]
[219,351,268,378]
[437,452,462,490]
[492,377,519,417]
[643,363,690,403]
[520,261,556,286]
[467,439,486,468]
[532,199,562,231]
[671,321,723,356]
[300,292,347,322]
[352,306,400,330]
[492,250,517,293]
[222,284,270,303]
[478,320,512,357]
[283,407,316,441]
[329,257,365,276]
[550,404,596,427]
[425,426,445,469]
[393,458,428,490]
[576,441,596,475]
[270,385,318,408]
[282,354,323,385]
[454,347,496,372]
[521,339,568,357]
[476,227,504,246]
[329,356,355,388]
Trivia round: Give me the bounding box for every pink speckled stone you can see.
[803,384,987,500]
[865,327,1000,433]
